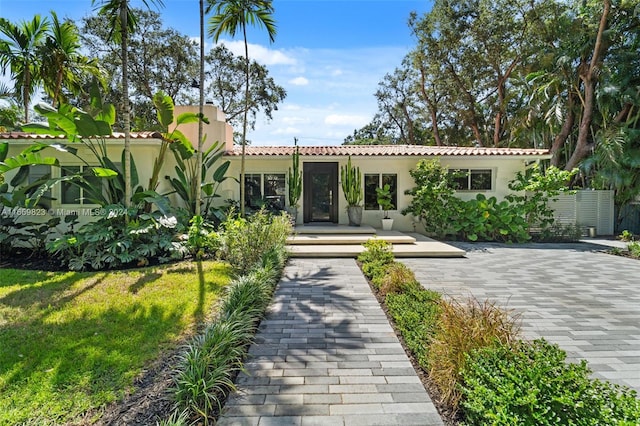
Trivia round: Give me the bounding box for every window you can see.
[364,173,397,210]
[28,165,52,209]
[60,165,102,205]
[243,173,286,210]
[450,169,492,191]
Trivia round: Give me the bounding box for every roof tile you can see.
[225,145,550,157]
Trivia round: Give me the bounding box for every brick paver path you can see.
[404,242,640,392]
[218,258,443,426]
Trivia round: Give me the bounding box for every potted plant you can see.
[287,138,302,224]
[340,156,363,226]
[376,184,395,230]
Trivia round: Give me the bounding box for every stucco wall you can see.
[219,155,534,232]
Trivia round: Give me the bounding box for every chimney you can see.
[170,105,234,153]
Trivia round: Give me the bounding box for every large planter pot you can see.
[287,206,298,225]
[347,206,363,226]
[381,218,394,231]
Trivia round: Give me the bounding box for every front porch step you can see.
[293,225,376,234]
[287,231,416,245]
[287,233,465,258]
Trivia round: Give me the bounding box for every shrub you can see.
[377,262,420,297]
[427,297,521,411]
[172,246,287,425]
[219,209,291,275]
[187,215,220,260]
[628,241,640,258]
[386,289,441,369]
[460,339,640,425]
[47,206,188,270]
[402,159,463,238]
[358,238,394,280]
[620,229,634,242]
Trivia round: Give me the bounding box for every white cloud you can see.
[282,116,310,125]
[324,114,370,127]
[219,40,296,66]
[288,76,309,86]
[272,126,300,135]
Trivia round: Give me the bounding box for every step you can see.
[287,231,416,245]
[293,225,376,234]
[287,235,465,258]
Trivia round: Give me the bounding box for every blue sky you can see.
[0,0,430,145]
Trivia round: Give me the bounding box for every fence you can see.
[548,190,615,236]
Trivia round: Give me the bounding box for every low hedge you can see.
[169,247,286,424]
[358,240,640,425]
[460,339,640,425]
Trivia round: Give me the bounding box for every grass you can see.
[0,261,231,425]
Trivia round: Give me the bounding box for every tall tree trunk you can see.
[565,0,611,171]
[195,0,204,217]
[240,24,249,217]
[121,0,131,209]
[23,70,30,123]
[417,65,442,146]
[550,93,575,167]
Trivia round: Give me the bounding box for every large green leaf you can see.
[212,160,230,183]
[175,112,199,126]
[10,166,30,187]
[153,91,174,128]
[0,153,59,174]
[168,129,195,159]
[0,143,8,162]
[91,167,119,178]
[21,123,67,137]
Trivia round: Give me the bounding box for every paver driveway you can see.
[404,242,640,392]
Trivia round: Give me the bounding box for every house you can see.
[1,105,551,231]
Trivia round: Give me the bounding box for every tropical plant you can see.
[40,12,104,107]
[375,183,394,219]
[92,0,165,210]
[206,0,277,217]
[165,139,231,220]
[402,159,463,237]
[0,15,50,123]
[287,137,302,208]
[506,164,577,233]
[47,207,187,270]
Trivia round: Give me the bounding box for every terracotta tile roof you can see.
[225,145,550,157]
[0,131,163,140]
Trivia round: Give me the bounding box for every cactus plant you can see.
[341,156,363,206]
[288,138,302,208]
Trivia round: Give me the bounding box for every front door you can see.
[303,162,338,223]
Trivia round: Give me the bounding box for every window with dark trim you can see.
[450,169,492,191]
[60,165,114,205]
[364,173,397,210]
[243,173,286,209]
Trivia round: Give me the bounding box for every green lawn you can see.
[0,261,231,425]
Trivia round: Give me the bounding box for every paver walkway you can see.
[404,242,640,392]
[218,258,443,426]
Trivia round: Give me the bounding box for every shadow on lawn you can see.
[0,271,103,311]
[0,301,187,424]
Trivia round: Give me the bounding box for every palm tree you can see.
[196,0,205,217]
[0,15,50,123]
[206,0,276,217]
[92,0,164,209]
[41,12,104,107]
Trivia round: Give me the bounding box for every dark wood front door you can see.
[303,162,338,223]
